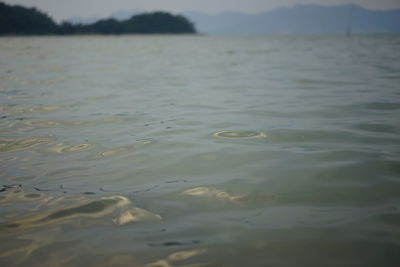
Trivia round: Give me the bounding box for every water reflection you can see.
[24,120,62,127]
[0,138,50,154]
[1,35,399,266]
[182,187,244,202]
[98,148,128,157]
[97,140,152,158]
[213,131,267,139]
[0,105,61,113]
[0,196,130,232]
[0,230,54,261]
[50,143,93,153]
[147,248,208,267]
[113,207,162,225]
[0,186,46,203]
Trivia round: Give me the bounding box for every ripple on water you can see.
[147,248,208,267]
[23,120,62,127]
[0,138,50,154]
[182,187,245,203]
[213,131,267,139]
[72,117,125,126]
[0,196,131,232]
[97,141,153,158]
[51,143,93,153]
[0,105,61,113]
[0,120,17,129]
[0,186,46,203]
[113,207,162,225]
[363,102,400,111]
[98,148,128,158]
[354,123,397,134]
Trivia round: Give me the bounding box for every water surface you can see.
[0,35,400,266]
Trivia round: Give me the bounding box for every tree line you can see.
[0,2,196,35]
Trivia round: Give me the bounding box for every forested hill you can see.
[58,12,196,34]
[0,2,58,34]
[0,2,196,35]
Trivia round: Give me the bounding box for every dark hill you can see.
[0,2,196,35]
[59,12,196,34]
[0,2,58,35]
[122,12,196,33]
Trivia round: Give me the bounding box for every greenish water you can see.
[0,35,400,266]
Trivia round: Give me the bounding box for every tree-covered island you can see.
[0,2,196,35]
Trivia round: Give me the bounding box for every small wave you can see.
[50,143,93,153]
[0,105,61,113]
[24,120,63,127]
[0,138,50,154]
[0,196,131,232]
[213,131,267,139]
[113,207,162,225]
[182,186,245,202]
[362,102,400,111]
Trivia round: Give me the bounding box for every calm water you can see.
[0,35,400,267]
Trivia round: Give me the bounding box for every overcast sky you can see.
[4,0,400,21]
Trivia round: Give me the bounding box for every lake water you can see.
[0,35,399,266]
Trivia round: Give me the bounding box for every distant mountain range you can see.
[67,9,143,25]
[68,4,400,34]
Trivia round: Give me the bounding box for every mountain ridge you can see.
[68,4,400,34]
[0,2,196,35]
[182,4,400,34]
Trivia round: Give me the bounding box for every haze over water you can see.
[0,34,400,266]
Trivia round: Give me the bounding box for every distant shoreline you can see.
[0,33,203,38]
[2,33,399,38]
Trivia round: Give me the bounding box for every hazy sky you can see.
[4,0,400,21]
